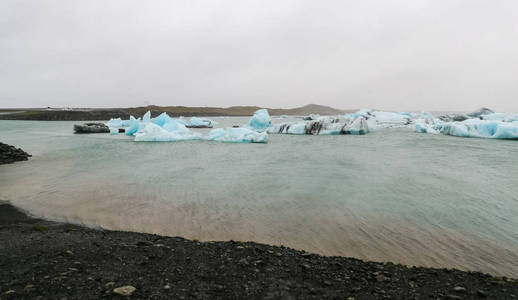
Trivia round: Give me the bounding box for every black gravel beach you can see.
[0,203,517,299]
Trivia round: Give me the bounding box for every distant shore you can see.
[1,202,517,299]
[0,104,348,121]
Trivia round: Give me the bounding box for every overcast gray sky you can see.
[1,0,517,111]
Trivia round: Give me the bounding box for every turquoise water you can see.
[1,119,518,277]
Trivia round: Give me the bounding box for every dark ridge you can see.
[0,104,348,121]
[0,203,517,299]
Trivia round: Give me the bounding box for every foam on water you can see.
[1,118,518,277]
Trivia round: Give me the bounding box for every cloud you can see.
[1,0,517,111]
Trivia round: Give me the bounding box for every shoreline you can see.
[1,202,517,299]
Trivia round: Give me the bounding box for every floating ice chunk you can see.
[268,122,308,135]
[106,118,122,127]
[206,128,268,143]
[246,109,271,130]
[481,113,518,122]
[125,116,141,136]
[268,117,369,135]
[162,118,190,133]
[134,123,201,142]
[279,115,288,119]
[151,112,171,127]
[143,111,151,123]
[177,116,188,125]
[467,107,494,118]
[414,123,439,134]
[188,117,213,128]
[397,112,414,118]
[303,113,320,121]
[441,119,518,139]
[366,111,411,130]
[420,112,434,119]
[109,127,119,135]
[344,117,369,135]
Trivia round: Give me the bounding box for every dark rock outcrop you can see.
[0,143,31,165]
[73,123,110,134]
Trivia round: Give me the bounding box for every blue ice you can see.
[206,128,268,143]
[246,109,271,130]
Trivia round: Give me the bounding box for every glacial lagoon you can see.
[1,117,518,277]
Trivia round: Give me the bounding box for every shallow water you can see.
[1,118,518,277]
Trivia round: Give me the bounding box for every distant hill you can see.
[0,104,347,121]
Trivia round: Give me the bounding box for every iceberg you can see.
[302,113,320,121]
[344,117,370,135]
[441,120,518,139]
[365,111,411,130]
[467,107,494,118]
[134,123,202,142]
[109,127,119,135]
[481,113,518,122]
[246,109,271,130]
[177,116,188,125]
[142,111,151,123]
[151,112,171,127]
[206,128,268,143]
[105,118,122,127]
[125,116,141,136]
[268,117,369,135]
[187,117,213,128]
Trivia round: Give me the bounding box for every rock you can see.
[24,284,35,292]
[164,284,171,289]
[301,263,311,270]
[4,290,16,294]
[73,123,110,134]
[446,295,462,299]
[375,274,389,282]
[452,286,467,293]
[0,143,31,165]
[136,241,153,247]
[113,285,136,296]
[477,290,487,298]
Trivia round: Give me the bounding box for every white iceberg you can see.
[365,111,412,130]
[246,109,271,130]
[188,117,213,128]
[134,123,202,142]
[206,128,268,143]
[105,118,122,127]
[441,120,518,139]
[109,127,119,135]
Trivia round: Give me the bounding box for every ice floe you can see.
[246,109,271,131]
[206,128,268,143]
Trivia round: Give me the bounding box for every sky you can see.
[1,0,518,111]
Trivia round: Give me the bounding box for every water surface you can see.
[1,118,518,277]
